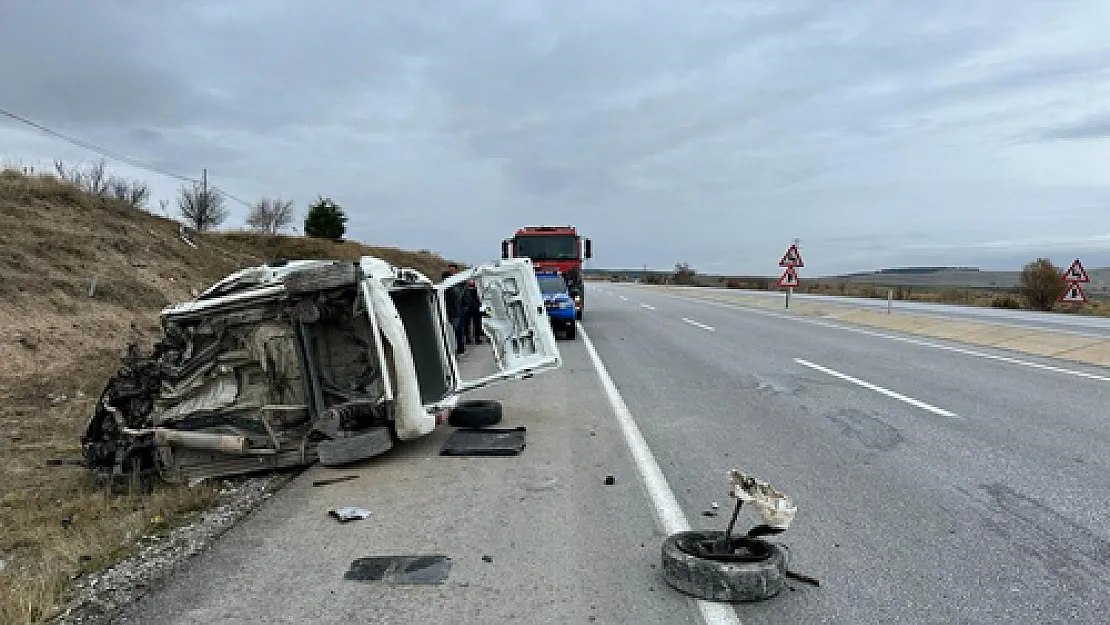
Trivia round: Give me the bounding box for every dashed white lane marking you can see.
[619,295,629,301]
[681,317,715,332]
[649,291,1110,384]
[641,303,656,310]
[795,358,958,417]
[579,323,743,625]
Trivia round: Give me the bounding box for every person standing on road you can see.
[464,279,483,344]
[442,264,467,355]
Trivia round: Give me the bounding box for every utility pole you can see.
[202,168,207,203]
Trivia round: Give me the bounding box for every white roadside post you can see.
[888,288,893,314]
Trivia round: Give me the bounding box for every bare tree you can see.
[246,196,296,234]
[53,158,150,209]
[177,181,228,232]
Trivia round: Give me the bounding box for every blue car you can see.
[535,271,577,339]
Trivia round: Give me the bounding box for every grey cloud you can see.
[1037,112,1110,140]
[2,0,1110,275]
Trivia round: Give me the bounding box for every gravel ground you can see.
[47,473,296,625]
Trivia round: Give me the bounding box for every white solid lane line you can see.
[641,303,656,310]
[651,291,1110,384]
[795,358,958,417]
[682,317,715,332]
[579,324,743,625]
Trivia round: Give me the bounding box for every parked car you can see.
[81,256,561,486]
[535,270,577,339]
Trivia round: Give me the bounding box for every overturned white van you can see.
[81,256,561,486]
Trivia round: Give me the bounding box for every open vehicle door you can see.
[438,258,561,394]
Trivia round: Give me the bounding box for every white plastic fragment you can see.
[728,469,797,530]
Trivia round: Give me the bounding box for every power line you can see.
[0,105,252,207]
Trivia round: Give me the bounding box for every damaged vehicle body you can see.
[82,256,560,486]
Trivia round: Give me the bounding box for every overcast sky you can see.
[2,1,1109,276]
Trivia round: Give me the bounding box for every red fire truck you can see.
[501,225,592,319]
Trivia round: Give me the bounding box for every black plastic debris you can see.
[440,427,526,456]
[604,475,615,485]
[344,556,452,585]
[313,475,359,487]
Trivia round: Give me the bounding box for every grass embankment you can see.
[0,167,454,624]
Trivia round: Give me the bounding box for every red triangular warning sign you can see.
[777,266,800,288]
[778,244,804,268]
[1062,258,1089,283]
[1058,282,1088,303]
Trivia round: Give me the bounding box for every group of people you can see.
[441,263,483,355]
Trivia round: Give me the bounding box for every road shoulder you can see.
[113,340,700,625]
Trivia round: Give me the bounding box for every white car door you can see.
[438,258,561,394]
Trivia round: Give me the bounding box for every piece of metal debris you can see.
[328,506,372,522]
[312,475,360,487]
[344,556,452,585]
[786,569,821,587]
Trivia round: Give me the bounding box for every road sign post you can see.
[1059,258,1090,305]
[777,242,804,309]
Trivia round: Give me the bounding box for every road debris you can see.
[312,475,360,487]
[604,475,616,485]
[661,469,816,603]
[344,555,452,584]
[440,426,527,456]
[328,506,372,523]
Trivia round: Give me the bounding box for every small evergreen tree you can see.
[303,196,348,241]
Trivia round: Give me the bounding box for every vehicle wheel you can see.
[564,323,576,339]
[316,427,394,466]
[447,399,503,428]
[283,262,358,295]
[575,309,582,320]
[661,530,787,602]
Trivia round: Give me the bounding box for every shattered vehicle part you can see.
[439,426,527,457]
[329,506,372,522]
[728,469,797,530]
[661,529,787,602]
[344,555,452,584]
[82,257,560,486]
[661,469,802,602]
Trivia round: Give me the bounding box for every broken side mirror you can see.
[583,238,592,260]
[501,239,511,259]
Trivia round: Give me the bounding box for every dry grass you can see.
[663,270,1110,317]
[0,167,454,624]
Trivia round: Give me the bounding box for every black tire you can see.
[448,399,503,428]
[283,262,358,295]
[564,323,576,339]
[316,427,394,466]
[575,309,582,320]
[661,530,787,602]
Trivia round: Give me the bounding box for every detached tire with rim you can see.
[447,399,503,428]
[661,530,787,602]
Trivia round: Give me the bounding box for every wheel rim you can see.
[676,535,774,563]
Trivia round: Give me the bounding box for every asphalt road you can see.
[112,284,1110,625]
[671,286,1110,337]
[587,283,1110,624]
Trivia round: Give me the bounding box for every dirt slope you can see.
[0,168,455,624]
